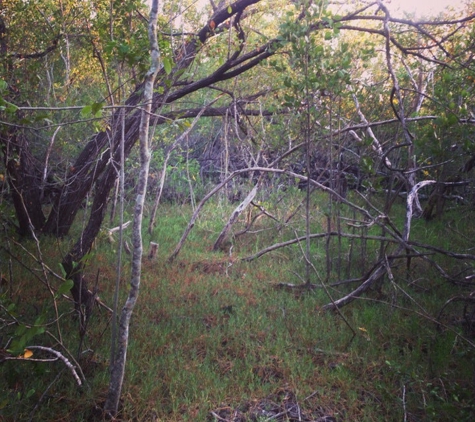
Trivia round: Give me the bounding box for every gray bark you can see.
[104,0,160,416]
[213,182,258,251]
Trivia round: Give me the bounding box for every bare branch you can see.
[25,346,82,386]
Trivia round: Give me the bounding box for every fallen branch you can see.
[322,260,387,310]
[213,182,259,251]
[242,231,400,262]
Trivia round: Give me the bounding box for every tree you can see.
[1,0,475,317]
[104,0,160,415]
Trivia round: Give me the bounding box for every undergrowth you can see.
[1,194,474,421]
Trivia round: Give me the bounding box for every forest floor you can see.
[1,195,475,421]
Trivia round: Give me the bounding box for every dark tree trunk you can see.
[42,89,145,237]
[3,133,45,235]
[61,113,141,270]
[422,175,464,221]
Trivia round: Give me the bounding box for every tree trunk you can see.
[104,0,159,414]
[4,132,45,235]
[6,0,271,239]
[42,106,143,237]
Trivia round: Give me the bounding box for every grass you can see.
[1,192,475,421]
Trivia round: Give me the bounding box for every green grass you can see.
[1,193,475,421]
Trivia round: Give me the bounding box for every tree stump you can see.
[148,242,159,260]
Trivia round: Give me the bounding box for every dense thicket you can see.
[1,0,475,416]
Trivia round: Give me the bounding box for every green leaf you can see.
[14,324,27,337]
[81,102,104,118]
[163,57,172,75]
[283,93,294,103]
[19,117,33,125]
[91,102,105,116]
[30,325,45,336]
[0,100,18,114]
[80,105,92,118]
[56,279,74,296]
[446,113,458,126]
[34,314,46,326]
[0,79,7,93]
[33,112,50,122]
[59,263,67,278]
[8,336,27,355]
[104,40,117,55]
[228,5,232,14]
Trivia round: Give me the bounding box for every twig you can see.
[304,390,318,402]
[402,383,407,422]
[107,220,131,234]
[437,294,475,325]
[357,294,475,350]
[209,410,228,421]
[322,260,387,311]
[7,239,66,282]
[266,404,298,420]
[242,231,400,262]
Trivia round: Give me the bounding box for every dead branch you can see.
[242,231,400,262]
[408,240,475,261]
[404,180,436,241]
[168,166,377,262]
[213,182,259,250]
[25,346,82,386]
[352,93,392,169]
[322,261,387,311]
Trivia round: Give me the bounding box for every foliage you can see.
[2,0,475,419]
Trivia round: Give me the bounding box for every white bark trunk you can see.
[104,0,160,416]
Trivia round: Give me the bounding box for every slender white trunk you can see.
[104,0,160,416]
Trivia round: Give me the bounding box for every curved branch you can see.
[322,261,387,311]
[8,35,61,59]
[25,346,82,386]
[242,232,400,262]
